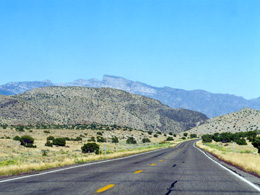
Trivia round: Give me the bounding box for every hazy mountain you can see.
[188,108,260,136]
[1,75,260,118]
[0,80,54,95]
[0,87,208,133]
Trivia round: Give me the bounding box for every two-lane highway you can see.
[1,140,260,194]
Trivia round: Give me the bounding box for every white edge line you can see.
[193,141,260,192]
[0,144,180,183]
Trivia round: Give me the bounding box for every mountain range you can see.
[0,87,207,133]
[1,75,259,118]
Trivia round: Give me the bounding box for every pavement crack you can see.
[165,181,178,195]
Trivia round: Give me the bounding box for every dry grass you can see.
[196,140,260,176]
[0,127,185,176]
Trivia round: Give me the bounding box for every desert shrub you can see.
[44,130,50,134]
[153,134,158,138]
[157,131,162,134]
[13,136,21,141]
[190,134,197,138]
[53,138,66,146]
[97,136,106,143]
[126,137,137,144]
[252,137,260,153]
[20,135,36,148]
[16,126,25,132]
[181,137,186,140]
[169,132,173,135]
[97,132,102,136]
[112,136,119,143]
[235,138,247,145]
[71,137,82,141]
[183,133,188,137]
[45,140,53,147]
[142,138,151,143]
[88,137,96,142]
[166,137,174,141]
[47,136,55,140]
[81,143,100,154]
[148,131,152,135]
[202,134,212,143]
[173,134,176,137]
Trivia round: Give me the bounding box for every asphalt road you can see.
[0,140,260,195]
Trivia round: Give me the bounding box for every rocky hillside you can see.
[0,87,208,133]
[188,108,260,136]
[1,75,260,118]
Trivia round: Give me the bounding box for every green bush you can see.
[173,134,176,137]
[97,132,103,136]
[47,136,55,140]
[183,133,188,137]
[126,137,137,144]
[44,130,50,134]
[88,137,96,142]
[169,132,173,135]
[153,134,158,138]
[235,138,247,145]
[13,136,21,141]
[202,134,213,143]
[112,136,119,143]
[16,126,25,132]
[45,140,53,147]
[20,135,36,148]
[142,138,151,143]
[81,143,100,154]
[97,136,106,143]
[252,137,260,153]
[148,131,152,135]
[53,138,66,146]
[190,134,197,138]
[166,137,174,141]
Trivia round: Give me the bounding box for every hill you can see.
[1,75,260,118]
[188,108,260,136]
[0,87,208,133]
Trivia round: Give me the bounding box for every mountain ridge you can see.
[0,87,208,133]
[0,75,259,118]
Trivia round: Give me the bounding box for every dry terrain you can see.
[189,108,260,136]
[0,127,184,176]
[196,140,260,176]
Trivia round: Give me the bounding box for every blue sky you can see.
[0,0,260,99]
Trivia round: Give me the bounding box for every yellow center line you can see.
[96,184,115,193]
[134,170,143,174]
[159,160,163,162]
[168,155,171,156]
[165,157,168,159]
[151,163,156,166]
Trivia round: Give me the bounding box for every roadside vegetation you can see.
[0,124,193,176]
[197,130,260,176]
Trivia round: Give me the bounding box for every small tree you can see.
[45,140,53,147]
[53,138,66,146]
[252,137,260,153]
[142,138,151,143]
[81,143,100,154]
[20,135,36,148]
[166,137,174,141]
[47,136,55,140]
[88,136,96,142]
[126,137,137,144]
[190,134,197,139]
[202,134,213,143]
[112,136,119,143]
[13,136,21,141]
[97,136,106,143]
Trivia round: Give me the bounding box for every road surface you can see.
[0,140,260,194]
